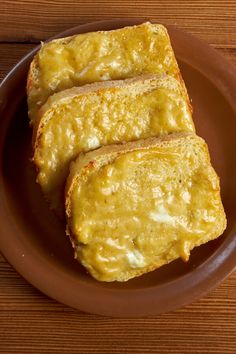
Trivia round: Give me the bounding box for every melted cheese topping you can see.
[28,22,180,121]
[35,86,194,214]
[69,146,224,281]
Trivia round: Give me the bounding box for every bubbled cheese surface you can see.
[34,82,194,214]
[28,22,180,121]
[68,140,226,282]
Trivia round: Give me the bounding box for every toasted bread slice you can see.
[27,22,187,124]
[33,74,195,215]
[65,133,226,282]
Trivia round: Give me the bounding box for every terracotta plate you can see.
[0,19,236,317]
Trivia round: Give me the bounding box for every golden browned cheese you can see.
[27,22,182,123]
[67,135,226,282]
[33,76,194,214]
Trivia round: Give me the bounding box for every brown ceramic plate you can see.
[0,19,236,317]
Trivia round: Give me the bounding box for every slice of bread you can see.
[32,74,194,215]
[65,133,226,282]
[27,22,187,124]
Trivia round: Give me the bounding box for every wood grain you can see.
[1,250,236,354]
[0,2,236,353]
[1,0,236,46]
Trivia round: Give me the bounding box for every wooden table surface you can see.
[0,1,236,353]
